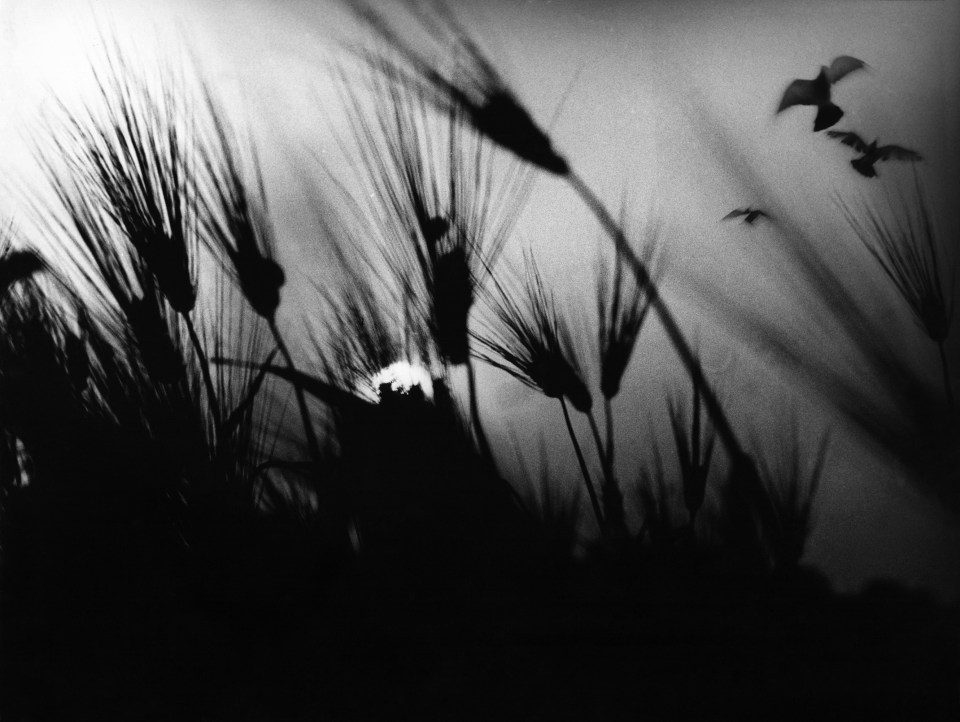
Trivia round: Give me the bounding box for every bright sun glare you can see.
[366,361,434,402]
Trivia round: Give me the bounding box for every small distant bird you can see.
[723,208,768,225]
[776,56,867,131]
[826,130,922,177]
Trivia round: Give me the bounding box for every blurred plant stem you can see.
[560,396,603,532]
[184,314,222,438]
[467,357,498,475]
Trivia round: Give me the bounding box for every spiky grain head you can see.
[48,44,199,316]
[35,112,188,388]
[341,56,533,367]
[196,87,285,322]
[347,0,567,176]
[596,214,662,399]
[477,252,592,413]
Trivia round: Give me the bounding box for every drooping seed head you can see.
[236,255,285,321]
[197,86,285,322]
[56,46,199,317]
[348,0,569,176]
[477,253,592,413]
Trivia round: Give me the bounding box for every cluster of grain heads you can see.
[340,56,533,467]
[33,46,241,442]
[31,44,306,515]
[37,123,187,392]
[347,0,748,482]
[835,174,954,408]
[82,49,198,317]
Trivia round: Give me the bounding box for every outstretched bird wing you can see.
[722,209,748,220]
[777,78,817,112]
[825,56,866,84]
[827,130,869,153]
[877,145,922,162]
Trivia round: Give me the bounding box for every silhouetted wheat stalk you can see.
[339,55,533,469]
[34,47,249,450]
[477,252,604,530]
[593,210,662,537]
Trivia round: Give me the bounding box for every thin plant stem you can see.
[603,396,615,472]
[939,341,955,410]
[587,410,613,491]
[268,318,321,464]
[184,315,222,437]
[566,169,745,463]
[467,357,498,474]
[588,407,626,537]
[560,396,603,532]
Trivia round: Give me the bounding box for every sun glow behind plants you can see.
[365,359,434,402]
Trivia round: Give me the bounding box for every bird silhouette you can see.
[826,130,922,177]
[776,56,866,131]
[723,208,768,225]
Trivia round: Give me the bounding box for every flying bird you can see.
[826,130,922,177]
[776,56,867,131]
[723,208,768,225]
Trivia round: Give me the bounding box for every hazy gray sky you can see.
[0,0,957,597]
